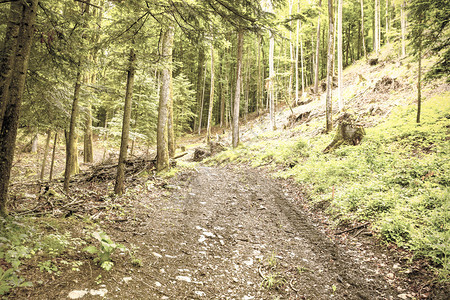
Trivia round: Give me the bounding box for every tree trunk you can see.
[198,63,207,135]
[416,16,423,124]
[157,25,174,171]
[168,73,175,158]
[337,0,343,111]
[194,40,205,133]
[206,40,215,144]
[385,0,389,43]
[232,29,244,148]
[375,0,379,54]
[84,104,94,163]
[0,0,38,216]
[31,133,38,153]
[0,1,21,132]
[114,48,136,195]
[326,0,335,133]
[40,130,51,180]
[295,2,300,105]
[360,0,367,59]
[63,69,82,192]
[300,21,305,101]
[314,0,322,96]
[401,1,407,57]
[288,0,294,105]
[219,50,225,127]
[49,132,58,181]
[256,35,263,116]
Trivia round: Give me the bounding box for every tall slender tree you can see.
[114,48,136,195]
[337,0,343,111]
[325,0,335,133]
[314,0,322,96]
[157,25,175,171]
[206,38,215,144]
[232,29,244,148]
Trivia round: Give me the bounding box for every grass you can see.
[210,93,450,281]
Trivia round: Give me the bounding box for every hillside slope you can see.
[206,43,450,286]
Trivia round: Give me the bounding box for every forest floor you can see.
[10,164,444,299]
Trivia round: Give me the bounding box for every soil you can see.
[10,164,446,299]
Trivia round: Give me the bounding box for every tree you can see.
[325,0,335,133]
[232,29,244,148]
[206,38,215,144]
[0,0,38,216]
[337,0,343,111]
[401,0,407,57]
[114,48,136,195]
[63,68,82,192]
[360,0,368,59]
[314,0,322,96]
[156,25,175,171]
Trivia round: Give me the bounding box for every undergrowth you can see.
[0,216,130,297]
[210,93,450,281]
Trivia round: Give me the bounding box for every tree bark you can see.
[256,34,263,116]
[232,29,244,148]
[326,0,335,133]
[40,130,51,180]
[0,1,21,132]
[206,40,215,144]
[198,63,207,135]
[114,48,136,195]
[194,39,205,132]
[295,2,300,105]
[49,132,58,181]
[416,15,423,124]
[157,25,174,171]
[84,103,94,163]
[219,50,225,127]
[375,0,379,54]
[360,0,367,59]
[401,1,407,57]
[337,0,343,111]
[314,0,322,96]
[0,0,38,216]
[64,69,82,192]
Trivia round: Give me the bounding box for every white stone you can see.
[89,289,107,297]
[152,252,162,258]
[123,277,132,283]
[155,281,162,287]
[176,276,192,282]
[198,235,206,243]
[68,290,88,299]
[203,231,215,237]
[243,258,253,266]
[194,291,206,297]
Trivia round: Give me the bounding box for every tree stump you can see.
[323,113,365,153]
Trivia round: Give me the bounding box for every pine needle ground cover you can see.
[212,93,450,281]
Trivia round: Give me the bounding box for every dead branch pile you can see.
[82,157,156,182]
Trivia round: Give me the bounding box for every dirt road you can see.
[101,165,401,299]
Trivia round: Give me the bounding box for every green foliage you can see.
[83,231,126,271]
[260,272,286,290]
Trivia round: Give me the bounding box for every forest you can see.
[0,0,449,299]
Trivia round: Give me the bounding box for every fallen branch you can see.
[258,266,267,280]
[289,279,299,292]
[335,222,370,235]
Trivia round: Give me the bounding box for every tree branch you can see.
[73,0,102,10]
